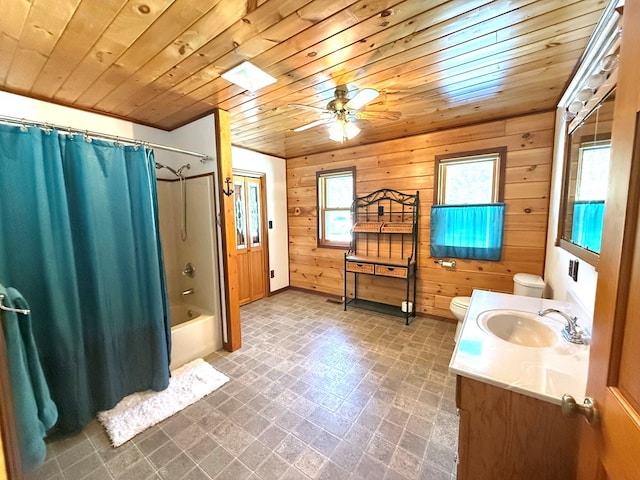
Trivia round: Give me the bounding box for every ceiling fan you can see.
[289,85,401,142]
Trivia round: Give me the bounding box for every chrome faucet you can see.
[181,288,194,296]
[538,308,585,344]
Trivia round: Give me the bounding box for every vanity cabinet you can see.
[456,376,580,480]
[343,189,418,325]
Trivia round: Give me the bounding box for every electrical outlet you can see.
[270,270,275,279]
[572,260,579,281]
[568,259,574,277]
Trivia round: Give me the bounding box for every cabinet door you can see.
[457,376,579,480]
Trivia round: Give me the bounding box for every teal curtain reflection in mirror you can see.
[572,200,604,253]
[0,124,170,433]
[430,203,505,261]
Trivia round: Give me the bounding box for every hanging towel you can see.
[0,284,57,472]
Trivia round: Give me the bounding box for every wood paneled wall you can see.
[287,111,554,320]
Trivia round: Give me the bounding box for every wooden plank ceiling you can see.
[0,0,607,159]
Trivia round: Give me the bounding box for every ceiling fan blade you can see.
[292,118,334,132]
[288,103,327,113]
[354,110,402,121]
[345,88,379,110]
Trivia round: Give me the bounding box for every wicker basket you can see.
[374,265,408,278]
[380,222,413,234]
[352,222,383,233]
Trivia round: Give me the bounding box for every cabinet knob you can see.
[561,394,599,426]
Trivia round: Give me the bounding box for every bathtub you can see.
[170,304,219,369]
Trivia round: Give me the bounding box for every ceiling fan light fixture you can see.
[221,61,276,92]
[329,117,360,142]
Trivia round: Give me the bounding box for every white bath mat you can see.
[97,358,229,447]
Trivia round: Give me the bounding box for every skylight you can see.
[221,61,276,92]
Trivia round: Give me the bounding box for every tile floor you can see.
[26,290,459,480]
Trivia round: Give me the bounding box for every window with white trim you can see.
[437,153,502,205]
[317,168,355,248]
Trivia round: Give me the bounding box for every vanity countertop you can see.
[449,290,590,405]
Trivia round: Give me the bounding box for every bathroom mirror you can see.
[557,88,616,266]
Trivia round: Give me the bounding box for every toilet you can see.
[451,273,545,342]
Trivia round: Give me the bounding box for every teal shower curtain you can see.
[0,124,170,432]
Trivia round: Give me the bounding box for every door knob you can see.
[561,394,599,426]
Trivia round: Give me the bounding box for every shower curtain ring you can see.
[223,177,234,196]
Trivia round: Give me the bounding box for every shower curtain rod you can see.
[0,114,211,162]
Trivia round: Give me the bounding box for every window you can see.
[317,168,355,248]
[569,140,610,253]
[437,154,501,204]
[431,148,506,261]
[576,141,610,201]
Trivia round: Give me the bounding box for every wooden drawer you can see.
[374,265,408,278]
[346,261,374,274]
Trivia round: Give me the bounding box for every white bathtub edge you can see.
[170,314,219,370]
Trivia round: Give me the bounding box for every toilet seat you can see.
[451,296,471,309]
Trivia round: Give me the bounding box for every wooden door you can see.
[0,428,7,480]
[233,175,268,306]
[0,311,22,480]
[577,2,640,478]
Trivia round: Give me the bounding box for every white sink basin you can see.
[477,309,559,348]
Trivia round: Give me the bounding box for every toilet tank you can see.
[513,273,545,297]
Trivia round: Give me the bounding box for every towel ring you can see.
[0,294,30,315]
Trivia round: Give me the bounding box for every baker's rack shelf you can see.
[344,188,419,325]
